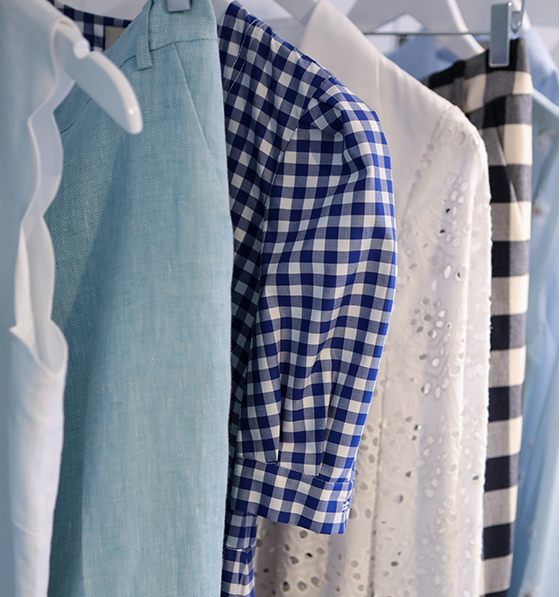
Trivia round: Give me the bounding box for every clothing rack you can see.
[365,0,527,66]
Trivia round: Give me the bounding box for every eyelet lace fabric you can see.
[254,106,492,597]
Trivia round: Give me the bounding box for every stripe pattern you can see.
[424,39,533,597]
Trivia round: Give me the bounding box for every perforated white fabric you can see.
[253,3,492,596]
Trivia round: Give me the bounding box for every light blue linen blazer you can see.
[45,1,233,595]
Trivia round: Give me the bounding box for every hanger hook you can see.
[511,0,526,34]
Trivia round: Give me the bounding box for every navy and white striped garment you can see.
[219,4,397,595]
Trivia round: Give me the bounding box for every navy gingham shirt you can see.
[48,0,132,51]
[219,4,397,595]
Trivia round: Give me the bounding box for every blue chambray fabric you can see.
[522,28,559,106]
[45,1,233,595]
[510,32,559,597]
[510,91,559,597]
[218,4,397,595]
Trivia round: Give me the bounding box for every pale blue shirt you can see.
[510,90,559,597]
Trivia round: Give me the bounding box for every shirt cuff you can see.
[229,456,354,535]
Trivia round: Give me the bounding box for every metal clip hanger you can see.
[490,0,526,66]
[362,1,527,68]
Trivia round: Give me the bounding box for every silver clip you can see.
[511,0,526,34]
[490,2,512,67]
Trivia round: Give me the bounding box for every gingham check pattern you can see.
[219,4,397,595]
[47,0,131,52]
[424,39,533,597]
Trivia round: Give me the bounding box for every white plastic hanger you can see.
[210,0,230,20]
[54,22,142,133]
[274,0,318,25]
[348,0,484,60]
